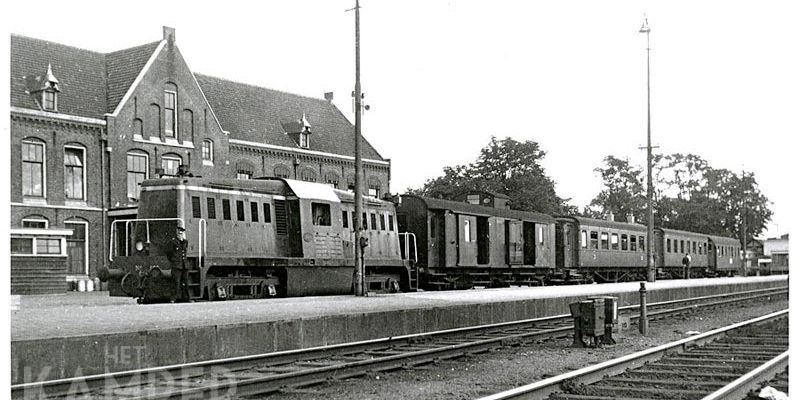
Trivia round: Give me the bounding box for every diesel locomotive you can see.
[98,176,744,302]
[99,177,414,302]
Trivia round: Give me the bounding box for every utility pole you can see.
[351,0,366,296]
[740,170,748,276]
[640,16,655,282]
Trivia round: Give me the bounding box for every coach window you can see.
[538,226,544,244]
[64,145,86,201]
[191,196,202,218]
[250,202,259,222]
[692,241,697,254]
[621,234,628,251]
[666,239,671,253]
[590,231,598,249]
[22,138,46,198]
[581,230,587,248]
[222,199,232,220]
[236,200,245,221]
[600,232,609,250]
[639,236,645,251]
[206,198,216,219]
[630,235,637,252]
[611,233,619,250]
[263,203,272,223]
[463,219,471,242]
[680,240,684,253]
[312,203,331,226]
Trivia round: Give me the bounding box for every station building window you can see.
[325,171,340,188]
[164,87,177,138]
[299,168,317,183]
[161,154,181,177]
[202,140,214,164]
[64,145,85,200]
[22,216,48,229]
[274,164,291,179]
[367,177,381,198]
[22,139,46,197]
[127,151,148,200]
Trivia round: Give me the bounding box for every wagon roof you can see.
[562,216,648,232]
[706,234,740,245]
[658,227,712,239]
[403,195,555,224]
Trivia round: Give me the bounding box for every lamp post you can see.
[639,17,655,282]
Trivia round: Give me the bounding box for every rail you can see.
[11,286,786,399]
[478,309,789,400]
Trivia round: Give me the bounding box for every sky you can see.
[3,0,798,239]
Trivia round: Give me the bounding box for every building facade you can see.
[10,27,391,292]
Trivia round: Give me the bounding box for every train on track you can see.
[98,176,745,302]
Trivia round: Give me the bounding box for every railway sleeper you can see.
[620,370,743,380]
[656,356,765,366]
[603,377,726,389]
[562,384,710,399]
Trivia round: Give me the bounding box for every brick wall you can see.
[11,256,68,294]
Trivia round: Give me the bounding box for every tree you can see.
[585,156,647,221]
[409,137,574,214]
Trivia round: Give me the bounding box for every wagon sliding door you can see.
[506,220,523,265]
[457,215,478,267]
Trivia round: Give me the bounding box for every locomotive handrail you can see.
[198,218,207,267]
[399,232,418,264]
[108,218,185,261]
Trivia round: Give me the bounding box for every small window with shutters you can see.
[222,199,231,220]
[207,198,216,219]
[191,196,202,218]
[250,202,259,222]
[236,200,245,221]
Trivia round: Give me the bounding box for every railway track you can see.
[479,309,788,400]
[12,286,787,400]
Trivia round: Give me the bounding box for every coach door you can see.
[556,222,574,268]
[458,215,478,266]
[444,212,458,267]
[506,220,523,265]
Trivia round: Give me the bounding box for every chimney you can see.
[606,211,615,222]
[627,214,635,224]
[163,26,176,43]
[324,92,334,102]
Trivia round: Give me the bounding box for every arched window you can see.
[346,173,355,191]
[64,144,86,200]
[274,164,291,179]
[236,160,255,180]
[127,150,149,200]
[324,171,340,188]
[181,109,194,143]
[299,167,317,182]
[202,139,214,164]
[161,153,182,177]
[164,83,178,139]
[22,138,46,197]
[21,215,49,229]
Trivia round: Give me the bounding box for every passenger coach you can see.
[396,191,556,289]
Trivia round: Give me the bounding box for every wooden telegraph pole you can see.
[351,0,366,296]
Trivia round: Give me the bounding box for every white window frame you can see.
[299,132,310,148]
[42,90,58,112]
[126,151,149,200]
[22,139,47,198]
[202,139,214,166]
[10,235,67,257]
[65,220,90,275]
[22,217,49,229]
[161,155,182,177]
[164,90,178,139]
[64,144,87,202]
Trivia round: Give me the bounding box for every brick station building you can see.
[9,27,391,293]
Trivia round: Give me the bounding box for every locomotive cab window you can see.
[207,198,216,219]
[222,199,232,220]
[236,200,245,221]
[263,203,271,223]
[250,202,259,222]
[312,203,331,226]
[370,213,377,230]
[342,211,349,228]
[388,215,394,231]
[191,196,202,218]
[380,214,386,231]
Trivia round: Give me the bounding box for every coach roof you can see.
[403,195,555,224]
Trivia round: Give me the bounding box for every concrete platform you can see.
[11,276,787,384]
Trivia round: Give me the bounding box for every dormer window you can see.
[36,64,60,112]
[299,131,310,148]
[281,113,312,149]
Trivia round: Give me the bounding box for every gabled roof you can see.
[10,35,161,120]
[195,74,385,161]
[11,35,108,119]
[105,41,162,113]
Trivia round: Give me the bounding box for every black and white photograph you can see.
[3,1,797,399]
